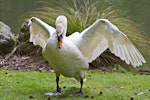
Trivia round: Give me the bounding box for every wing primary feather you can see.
[127,45,137,67]
[132,46,142,66]
[117,44,122,59]
[119,44,125,61]
[130,45,140,67]
[118,41,126,61]
[127,46,132,65]
[132,45,146,63]
[113,42,117,56]
[122,45,130,64]
[131,45,145,66]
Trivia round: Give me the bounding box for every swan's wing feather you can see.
[109,30,146,67]
[77,19,109,62]
[77,19,146,67]
[29,17,56,48]
[67,32,81,47]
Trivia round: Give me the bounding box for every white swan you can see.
[27,15,146,96]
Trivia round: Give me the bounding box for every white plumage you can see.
[27,15,146,96]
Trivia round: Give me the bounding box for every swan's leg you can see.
[70,79,86,97]
[56,76,61,92]
[45,76,63,96]
[79,78,83,93]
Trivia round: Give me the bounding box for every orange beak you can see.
[57,34,63,49]
[58,38,62,49]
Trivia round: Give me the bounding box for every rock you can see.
[0,21,15,54]
[0,21,14,40]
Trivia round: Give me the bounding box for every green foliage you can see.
[21,0,150,69]
[0,69,150,100]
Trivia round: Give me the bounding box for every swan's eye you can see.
[57,33,63,41]
[31,18,36,22]
[101,20,106,23]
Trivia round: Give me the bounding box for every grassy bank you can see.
[0,69,149,100]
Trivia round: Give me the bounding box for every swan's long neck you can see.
[55,15,67,37]
[55,15,67,48]
[56,23,67,37]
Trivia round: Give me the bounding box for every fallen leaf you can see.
[137,92,144,95]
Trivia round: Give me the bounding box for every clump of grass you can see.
[20,0,150,70]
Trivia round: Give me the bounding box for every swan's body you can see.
[43,33,88,81]
[27,15,146,96]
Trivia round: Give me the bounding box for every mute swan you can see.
[26,15,146,97]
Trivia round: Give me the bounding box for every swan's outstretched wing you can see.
[71,19,146,67]
[28,17,56,48]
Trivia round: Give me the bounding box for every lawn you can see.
[0,69,149,100]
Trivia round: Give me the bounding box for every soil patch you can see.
[0,55,53,72]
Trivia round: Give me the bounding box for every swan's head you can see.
[55,15,67,48]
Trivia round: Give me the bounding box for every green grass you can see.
[0,69,149,100]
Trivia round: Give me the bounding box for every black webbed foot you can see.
[45,91,63,96]
[69,91,86,97]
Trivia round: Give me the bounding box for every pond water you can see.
[0,0,150,37]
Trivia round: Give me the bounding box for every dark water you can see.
[0,0,48,33]
[0,0,150,37]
